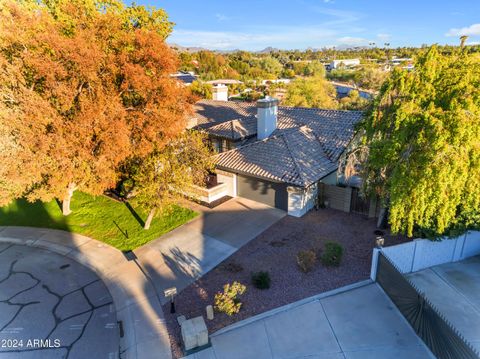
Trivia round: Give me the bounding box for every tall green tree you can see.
[284,76,337,109]
[355,65,388,91]
[131,131,214,230]
[339,90,370,110]
[190,80,212,100]
[363,46,480,236]
[259,57,283,78]
[303,61,326,77]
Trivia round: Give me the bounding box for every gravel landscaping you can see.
[163,208,409,358]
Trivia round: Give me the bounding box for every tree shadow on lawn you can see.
[54,198,62,212]
[113,220,129,240]
[124,201,145,228]
[0,198,70,231]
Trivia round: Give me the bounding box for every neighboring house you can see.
[330,81,375,99]
[261,78,292,86]
[206,79,244,86]
[328,58,361,70]
[388,57,415,71]
[390,57,413,66]
[189,86,372,217]
[171,71,197,86]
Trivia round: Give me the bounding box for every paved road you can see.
[135,197,286,304]
[0,243,118,359]
[185,282,434,359]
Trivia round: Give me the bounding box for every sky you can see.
[133,0,480,51]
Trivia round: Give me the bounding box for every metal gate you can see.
[376,253,479,359]
[350,188,370,216]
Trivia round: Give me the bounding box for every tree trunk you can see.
[62,183,76,216]
[144,208,156,230]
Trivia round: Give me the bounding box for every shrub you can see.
[251,271,271,289]
[214,282,246,316]
[296,249,316,272]
[321,241,344,267]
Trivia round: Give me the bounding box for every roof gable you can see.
[215,126,338,187]
[205,118,257,140]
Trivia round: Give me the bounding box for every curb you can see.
[0,226,172,359]
[212,279,373,337]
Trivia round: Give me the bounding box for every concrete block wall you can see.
[462,230,480,258]
[371,230,480,279]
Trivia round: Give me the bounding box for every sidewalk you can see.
[184,282,434,359]
[0,226,171,359]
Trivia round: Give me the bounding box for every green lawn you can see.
[0,192,198,251]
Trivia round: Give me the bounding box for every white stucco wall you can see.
[195,183,229,203]
[287,183,318,217]
[370,230,480,279]
[216,170,237,197]
[320,171,338,186]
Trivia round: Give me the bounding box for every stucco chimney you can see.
[212,84,228,101]
[257,97,279,140]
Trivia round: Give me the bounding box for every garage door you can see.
[237,175,288,210]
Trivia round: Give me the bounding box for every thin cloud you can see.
[171,26,339,50]
[337,36,369,46]
[215,13,230,22]
[377,33,391,41]
[446,23,480,37]
[171,5,366,51]
[310,7,363,26]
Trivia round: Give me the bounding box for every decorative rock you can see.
[206,305,214,320]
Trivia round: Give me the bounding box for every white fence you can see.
[371,230,480,279]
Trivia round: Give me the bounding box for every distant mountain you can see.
[169,43,209,53]
[335,44,370,51]
[169,43,372,53]
[218,49,243,54]
[257,47,280,54]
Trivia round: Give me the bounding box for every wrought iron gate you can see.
[376,253,479,359]
[350,188,370,216]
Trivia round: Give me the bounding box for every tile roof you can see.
[215,126,339,187]
[204,118,257,140]
[194,100,256,128]
[195,100,363,187]
[171,72,197,85]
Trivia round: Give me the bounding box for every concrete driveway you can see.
[0,243,118,359]
[184,282,434,359]
[135,198,285,303]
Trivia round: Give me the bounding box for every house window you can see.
[211,139,221,153]
[221,139,229,152]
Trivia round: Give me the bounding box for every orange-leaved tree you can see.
[0,0,192,215]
